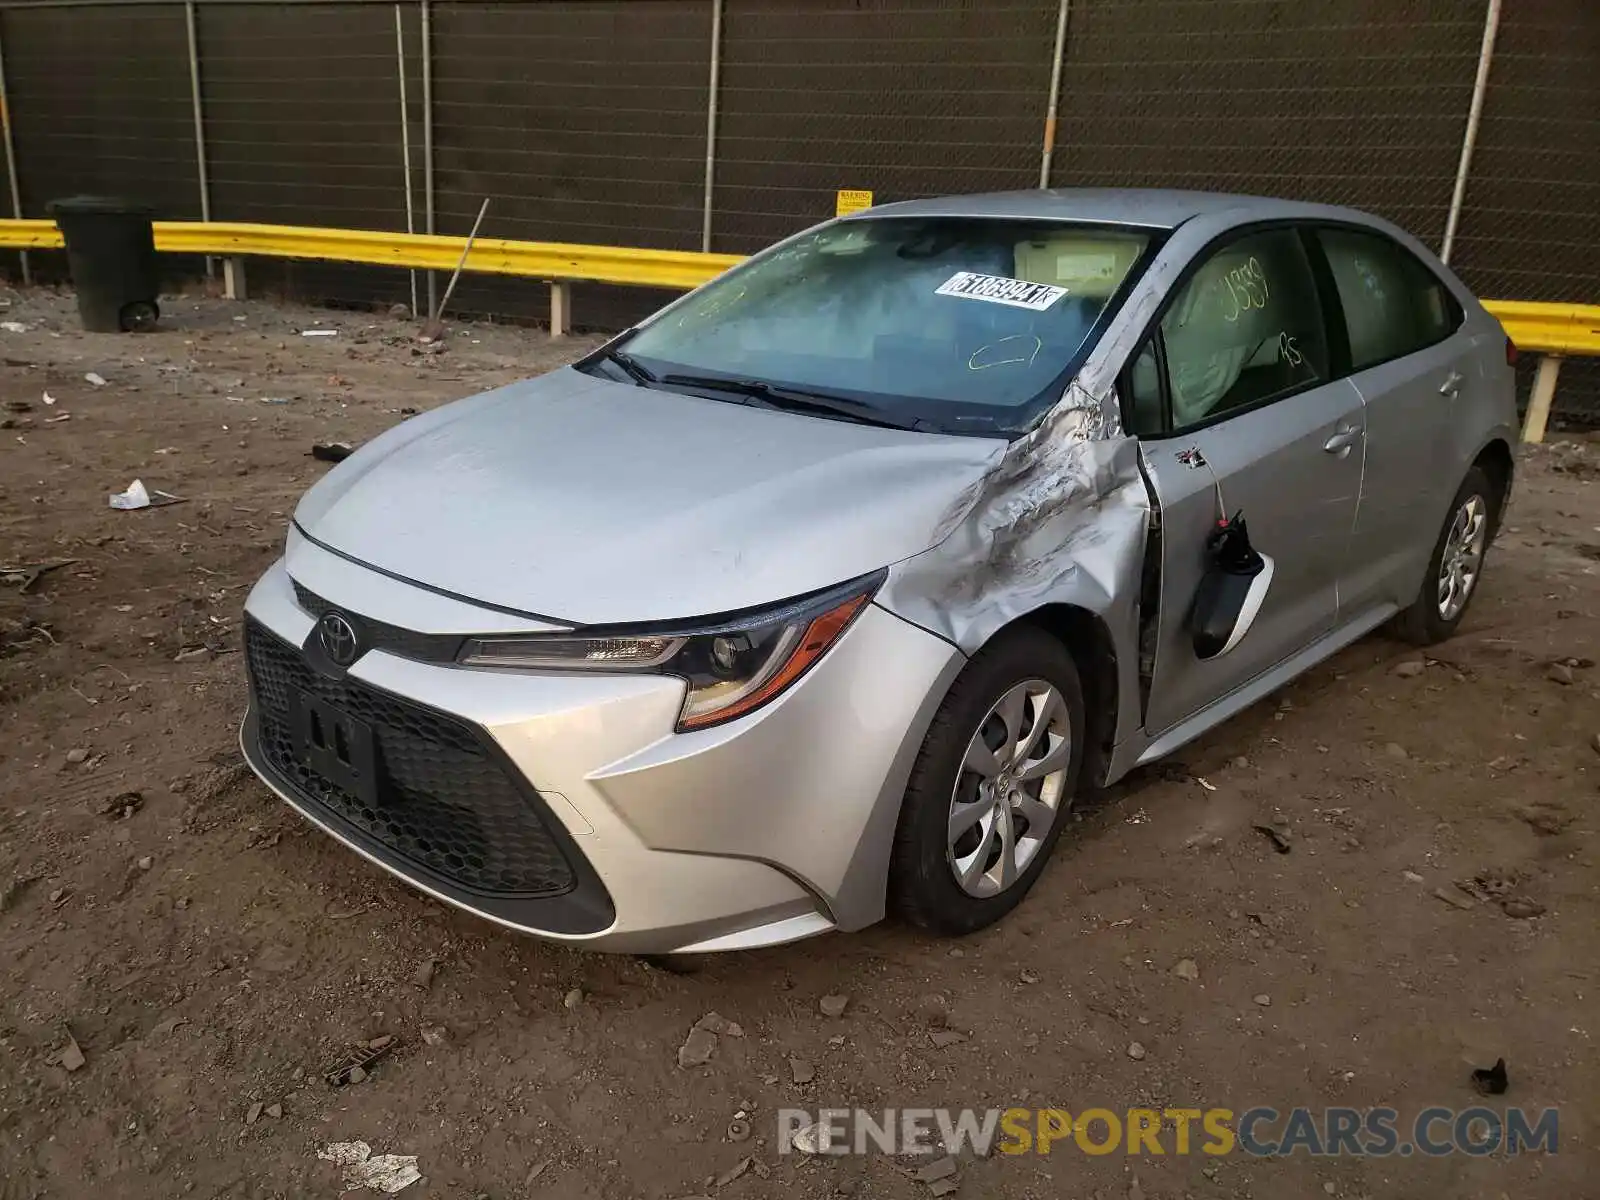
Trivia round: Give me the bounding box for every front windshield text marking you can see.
[935,272,1069,311]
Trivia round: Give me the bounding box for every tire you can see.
[119,300,159,332]
[1390,465,1498,646]
[889,625,1085,936]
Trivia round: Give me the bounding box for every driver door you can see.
[1126,225,1365,737]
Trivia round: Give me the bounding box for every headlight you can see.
[457,571,883,731]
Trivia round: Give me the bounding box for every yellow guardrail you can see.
[2,217,1593,439]
[0,218,742,291]
[1,219,61,250]
[1482,300,1600,357]
[163,222,745,291]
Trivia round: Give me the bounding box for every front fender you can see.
[876,420,1150,756]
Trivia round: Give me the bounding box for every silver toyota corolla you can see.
[241,189,1517,953]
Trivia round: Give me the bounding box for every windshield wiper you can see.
[657,373,926,431]
[594,346,657,387]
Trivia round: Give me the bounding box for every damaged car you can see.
[241,189,1517,953]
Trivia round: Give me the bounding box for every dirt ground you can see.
[0,285,1595,1200]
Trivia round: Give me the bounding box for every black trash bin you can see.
[46,196,161,333]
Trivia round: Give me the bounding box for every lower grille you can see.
[244,620,576,897]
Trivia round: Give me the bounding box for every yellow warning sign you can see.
[835,189,874,217]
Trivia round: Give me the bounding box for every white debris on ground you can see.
[316,1141,422,1193]
[108,479,151,510]
[107,478,183,509]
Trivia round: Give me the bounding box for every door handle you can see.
[1323,424,1361,455]
[1439,370,1463,397]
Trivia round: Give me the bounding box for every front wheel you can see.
[1391,465,1498,645]
[889,626,1085,936]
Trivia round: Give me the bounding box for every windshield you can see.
[606,217,1154,436]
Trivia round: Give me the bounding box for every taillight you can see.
[1505,337,1519,366]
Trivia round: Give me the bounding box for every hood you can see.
[294,368,1005,625]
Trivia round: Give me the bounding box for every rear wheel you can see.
[119,300,159,332]
[889,626,1084,936]
[1391,465,1497,645]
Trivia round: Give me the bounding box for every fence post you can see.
[700,0,723,252]
[1441,0,1502,264]
[420,0,437,318]
[395,2,419,317]
[0,11,30,285]
[1039,0,1070,188]
[184,0,217,281]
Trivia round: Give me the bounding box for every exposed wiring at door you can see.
[1176,446,1229,522]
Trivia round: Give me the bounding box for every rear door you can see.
[1124,225,1365,736]
[1310,225,1474,617]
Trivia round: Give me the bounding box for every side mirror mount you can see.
[1190,513,1272,660]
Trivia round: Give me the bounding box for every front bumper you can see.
[240,543,963,953]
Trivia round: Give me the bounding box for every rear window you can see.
[1317,227,1462,370]
[617,217,1155,435]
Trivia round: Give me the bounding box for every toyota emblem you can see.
[317,612,360,667]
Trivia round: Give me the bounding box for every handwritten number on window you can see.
[1222,257,1270,322]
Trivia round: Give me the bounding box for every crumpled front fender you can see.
[876,378,1151,756]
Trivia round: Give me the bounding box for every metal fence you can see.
[1,0,1596,419]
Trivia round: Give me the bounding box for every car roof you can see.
[845,188,1359,231]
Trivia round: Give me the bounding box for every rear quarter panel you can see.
[1379,228,1520,489]
[1458,304,1521,477]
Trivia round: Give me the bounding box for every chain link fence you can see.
[0,0,1595,420]
[431,0,711,326]
[1047,0,1484,240]
[4,3,201,219]
[712,0,1058,253]
[1448,0,1600,423]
